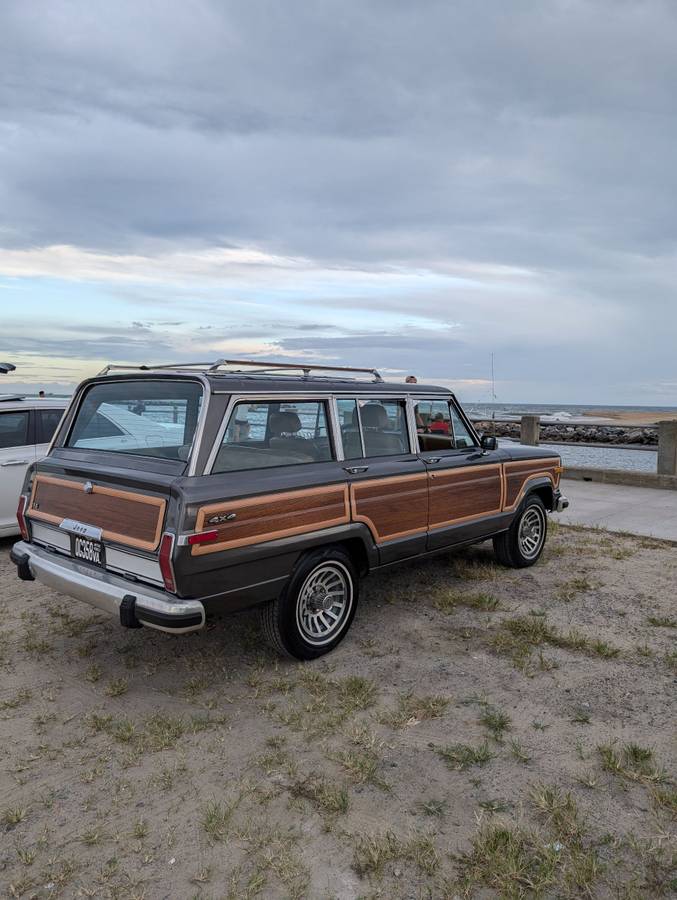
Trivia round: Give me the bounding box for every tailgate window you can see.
[67,380,203,461]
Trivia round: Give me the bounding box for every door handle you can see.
[343,465,369,474]
[426,457,442,464]
[1,459,29,466]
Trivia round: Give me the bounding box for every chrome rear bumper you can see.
[10,541,205,634]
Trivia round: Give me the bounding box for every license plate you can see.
[71,536,105,568]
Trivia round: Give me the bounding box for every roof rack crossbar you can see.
[98,359,384,382]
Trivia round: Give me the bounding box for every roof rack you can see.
[98,358,384,383]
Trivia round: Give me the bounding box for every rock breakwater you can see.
[473,421,658,446]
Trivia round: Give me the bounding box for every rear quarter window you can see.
[213,400,333,472]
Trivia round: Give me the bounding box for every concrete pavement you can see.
[557,478,677,542]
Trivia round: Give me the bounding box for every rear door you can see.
[0,409,36,533]
[336,397,428,564]
[414,396,507,551]
[196,396,350,555]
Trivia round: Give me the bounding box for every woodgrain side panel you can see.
[192,484,350,555]
[503,459,562,511]
[28,475,166,551]
[351,473,428,542]
[428,464,503,530]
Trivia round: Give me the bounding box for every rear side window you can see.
[213,400,332,472]
[36,409,65,444]
[0,411,30,449]
[338,398,409,458]
[67,380,203,461]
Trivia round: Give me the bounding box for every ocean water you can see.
[497,439,658,473]
[465,401,677,422]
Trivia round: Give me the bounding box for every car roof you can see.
[0,396,69,411]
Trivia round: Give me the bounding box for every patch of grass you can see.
[333,747,388,789]
[3,807,27,828]
[131,819,148,839]
[84,664,102,683]
[105,677,128,697]
[647,615,676,628]
[453,556,500,581]
[479,798,513,814]
[379,692,449,727]
[417,798,446,817]
[203,799,235,843]
[508,739,532,764]
[456,824,560,897]
[650,787,677,816]
[479,705,511,741]
[290,775,349,815]
[21,631,53,656]
[0,689,32,710]
[570,708,592,724]
[598,742,668,784]
[556,576,595,602]
[433,589,500,613]
[493,615,621,665]
[270,672,378,737]
[434,741,493,770]
[352,830,439,878]
[530,784,584,840]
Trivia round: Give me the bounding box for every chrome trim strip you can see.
[405,396,420,455]
[328,398,344,461]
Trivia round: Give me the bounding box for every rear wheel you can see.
[493,495,548,568]
[260,548,359,659]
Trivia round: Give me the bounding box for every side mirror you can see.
[480,434,498,451]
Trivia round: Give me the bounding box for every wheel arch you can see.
[522,478,555,512]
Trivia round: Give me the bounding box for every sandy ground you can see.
[0,525,675,899]
[582,410,677,426]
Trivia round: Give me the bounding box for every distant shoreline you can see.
[581,409,677,426]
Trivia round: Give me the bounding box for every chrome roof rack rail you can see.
[98,359,384,382]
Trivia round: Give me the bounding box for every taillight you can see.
[186,529,219,546]
[158,532,176,593]
[16,495,30,541]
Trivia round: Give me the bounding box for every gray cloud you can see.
[1,0,676,402]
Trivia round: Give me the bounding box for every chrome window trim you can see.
[405,395,421,454]
[204,394,337,475]
[328,398,345,461]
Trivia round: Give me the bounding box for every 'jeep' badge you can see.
[83,481,94,494]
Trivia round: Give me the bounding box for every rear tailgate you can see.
[28,473,166,552]
[23,457,178,592]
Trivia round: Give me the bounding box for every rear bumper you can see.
[10,541,205,635]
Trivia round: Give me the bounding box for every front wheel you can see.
[260,548,359,659]
[493,495,548,568]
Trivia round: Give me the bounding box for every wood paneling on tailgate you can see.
[28,475,166,551]
[192,484,350,555]
[503,459,561,510]
[429,464,503,529]
[350,473,428,542]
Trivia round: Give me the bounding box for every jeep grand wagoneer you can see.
[11,360,568,659]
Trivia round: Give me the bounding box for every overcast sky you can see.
[1,0,676,405]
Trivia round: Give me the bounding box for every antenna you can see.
[490,352,497,436]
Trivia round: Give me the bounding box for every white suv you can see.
[0,397,68,536]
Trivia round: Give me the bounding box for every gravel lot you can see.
[1,524,675,899]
